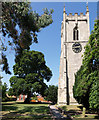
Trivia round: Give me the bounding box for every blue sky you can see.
[2,2,97,88]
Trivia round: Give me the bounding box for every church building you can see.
[58,4,90,105]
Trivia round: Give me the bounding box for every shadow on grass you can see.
[68,109,82,117]
[2,105,18,111]
[77,105,83,111]
[2,102,16,105]
[2,114,52,120]
[17,106,50,114]
[2,112,52,120]
[2,101,51,105]
[34,106,50,114]
[2,104,52,119]
[94,115,99,119]
[15,101,51,105]
[2,115,52,120]
[2,104,50,114]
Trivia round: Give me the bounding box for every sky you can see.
[2,2,97,88]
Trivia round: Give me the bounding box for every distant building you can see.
[16,94,52,103]
[17,94,27,102]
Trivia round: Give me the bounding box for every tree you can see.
[9,50,52,103]
[73,19,99,111]
[89,76,99,111]
[1,2,53,74]
[44,85,58,104]
[2,82,8,102]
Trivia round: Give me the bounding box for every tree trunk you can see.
[24,91,31,103]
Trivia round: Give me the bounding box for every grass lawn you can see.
[58,105,99,120]
[1,101,52,120]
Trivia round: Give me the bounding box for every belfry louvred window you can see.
[73,25,79,40]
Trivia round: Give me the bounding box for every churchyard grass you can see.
[1,101,52,120]
[58,105,99,119]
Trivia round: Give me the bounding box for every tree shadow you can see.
[34,106,50,114]
[2,106,52,119]
[77,105,83,110]
[15,101,50,105]
[16,106,50,114]
[94,115,99,119]
[67,109,82,116]
[30,102,50,104]
[2,102,16,105]
[17,106,34,113]
[2,102,52,119]
[2,105,18,111]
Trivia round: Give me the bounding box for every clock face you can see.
[72,42,82,53]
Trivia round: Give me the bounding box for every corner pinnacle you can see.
[86,2,89,12]
[63,3,66,13]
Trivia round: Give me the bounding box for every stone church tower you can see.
[58,4,90,105]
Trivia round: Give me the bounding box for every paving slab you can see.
[50,105,72,120]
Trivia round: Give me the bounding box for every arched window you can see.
[73,25,79,40]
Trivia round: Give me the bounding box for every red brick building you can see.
[17,94,27,101]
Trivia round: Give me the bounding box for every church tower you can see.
[58,4,90,105]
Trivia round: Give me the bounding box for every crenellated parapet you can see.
[62,3,89,22]
[67,12,87,17]
[65,12,89,22]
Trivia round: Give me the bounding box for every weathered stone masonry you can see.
[58,4,90,105]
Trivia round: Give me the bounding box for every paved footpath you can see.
[50,105,72,120]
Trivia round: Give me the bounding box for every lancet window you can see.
[73,24,79,40]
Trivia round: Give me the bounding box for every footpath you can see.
[50,105,72,120]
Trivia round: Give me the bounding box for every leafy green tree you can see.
[44,85,58,104]
[89,76,99,111]
[9,50,52,103]
[2,2,53,74]
[2,82,8,102]
[73,19,99,111]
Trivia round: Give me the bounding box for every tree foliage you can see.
[2,82,8,102]
[89,77,99,110]
[9,50,52,103]
[73,19,99,111]
[44,85,58,104]
[1,2,53,74]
